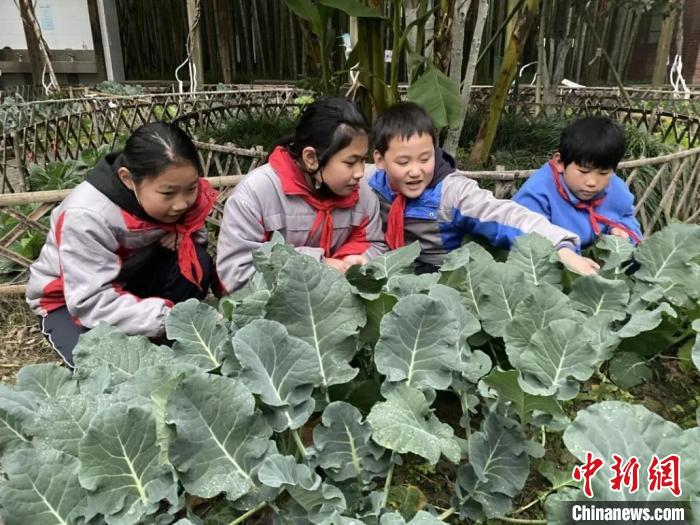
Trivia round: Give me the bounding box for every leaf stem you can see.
[496,517,546,524]
[511,481,572,516]
[438,506,457,520]
[540,427,546,448]
[228,501,267,525]
[380,457,396,509]
[291,428,308,457]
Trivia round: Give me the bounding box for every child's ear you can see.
[551,152,565,171]
[117,167,136,191]
[301,147,319,172]
[373,150,386,170]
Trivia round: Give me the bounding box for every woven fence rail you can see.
[2,85,699,192]
[0,86,311,192]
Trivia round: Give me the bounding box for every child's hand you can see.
[557,247,600,276]
[159,232,181,251]
[342,254,369,267]
[610,227,630,240]
[324,257,351,273]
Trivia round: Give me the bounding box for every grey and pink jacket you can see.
[26,154,217,337]
[369,148,581,272]
[216,147,387,293]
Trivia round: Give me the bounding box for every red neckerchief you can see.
[159,177,218,289]
[269,146,359,257]
[549,160,640,244]
[385,192,406,250]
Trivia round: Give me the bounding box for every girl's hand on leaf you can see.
[557,247,600,276]
[159,232,180,251]
[324,257,351,273]
[342,254,369,267]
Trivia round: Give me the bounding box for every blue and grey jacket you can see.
[368,149,581,271]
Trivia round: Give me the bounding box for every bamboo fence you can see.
[1,86,699,294]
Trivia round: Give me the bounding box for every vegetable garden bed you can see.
[1,225,698,524]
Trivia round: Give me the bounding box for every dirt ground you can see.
[0,296,57,383]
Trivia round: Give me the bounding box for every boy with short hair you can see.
[513,116,642,248]
[368,102,598,275]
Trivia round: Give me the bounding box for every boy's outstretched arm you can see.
[448,176,598,275]
[447,175,578,250]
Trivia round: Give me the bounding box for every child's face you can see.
[306,134,368,197]
[558,159,613,201]
[119,164,199,223]
[374,133,435,199]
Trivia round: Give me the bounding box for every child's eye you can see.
[159,192,174,196]
[396,161,408,166]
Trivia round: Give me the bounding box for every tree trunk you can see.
[185,0,204,88]
[585,19,634,106]
[425,0,436,60]
[444,0,488,155]
[288,5,299,78]
[239,0,254,73]
[468,0,540,166]
[589,2,611,83]
[543,0,574,113]
[572,6,588,83]
[448,0,472,86]
[405,0,420,55]
[651,5,679,87]
[535,0,546,114]
[17,0,59,91]
[86,0,107,81]
[214,0,234,83]
[251,0,267,75]
[620,11,642,81]
[606,6,628,83]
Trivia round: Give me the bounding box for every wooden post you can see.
[87,0,108,82]
[186,0,205,89]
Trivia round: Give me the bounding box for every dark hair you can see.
[559,117,626,170]
[372,102,436,155]
[277,97,369,167]
[119,122,200,182]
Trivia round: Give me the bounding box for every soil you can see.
[0,296,56,383]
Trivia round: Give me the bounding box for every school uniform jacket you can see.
[216,148,387,293]
[513,162,643,248]
[26,154,214,337]
[368,148,581,271]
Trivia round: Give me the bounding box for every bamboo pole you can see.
[186,0,205,88]
[469,0,541,165]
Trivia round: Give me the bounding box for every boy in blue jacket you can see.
[368,102,599,275]
[513,116,642,248]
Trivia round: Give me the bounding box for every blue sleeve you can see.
[513,176,552,220]
[615,180,644,244]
